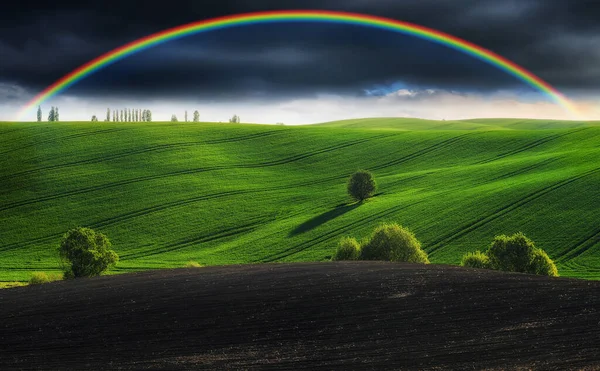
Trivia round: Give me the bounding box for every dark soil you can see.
[1,262,599,370]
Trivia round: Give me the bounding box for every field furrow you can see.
[426,166,600,255]
[0,127,126,155]
[120,219,266,260]
[0,135,386,213]
[369,133,475,172]
[475,127,589,165]
[0,130,284,181]
[555,227,600,262]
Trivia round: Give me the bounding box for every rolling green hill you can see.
[1,119,599,282]
[313,117,509,130]
[315,117,600,130]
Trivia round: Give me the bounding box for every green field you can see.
[1,118,600,282]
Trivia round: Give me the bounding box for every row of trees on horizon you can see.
[170,110,201,122]
[94,108,154,122]
[36,106,244,124]
[168,112,240,123]
[38,106,59,122]
[38,106,154,123]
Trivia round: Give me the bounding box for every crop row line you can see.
[0,130,283,182]
[0,128,126,156]
[489,157,561,182]
[0,173,352,253]
[120,219,265,260]
[554,227,600,262]
[369,133,476,172]
[426,166,600,255]
[474,127,589,165]
[0,134,390,213]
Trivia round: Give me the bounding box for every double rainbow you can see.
[16,10,582,120]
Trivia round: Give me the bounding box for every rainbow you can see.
[16,10,582,120]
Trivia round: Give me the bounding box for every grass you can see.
[184,261,203,268]
[314,117,600,130]
[0,282,27,289]
[28,271,63,285]
[1,118,599,281]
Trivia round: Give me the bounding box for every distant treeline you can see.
[37,106,154,122]
[36,106,247,124]
[38,106,59,122]
[102,108,154,122]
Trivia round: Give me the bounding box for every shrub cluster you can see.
[461,251,490,269]
[333,226,558,277]
[333,223,429,264]
[461,232,558,276]
[332,237,362,261]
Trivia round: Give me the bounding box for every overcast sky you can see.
[2,0,600,122]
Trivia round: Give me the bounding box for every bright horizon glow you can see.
[7,89,599,124]
[15,10,584,121]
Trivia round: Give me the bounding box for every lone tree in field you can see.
[185,110,188,122]
[58,227,119,279]
[37,106,42,122]
[193,110,200,122]
[229,114,240,123]
[91,115,98,122]
[461,232,558,276]
[347,170,377,202]
[171,114,178,122]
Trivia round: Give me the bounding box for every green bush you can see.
[527,248,559,277]
[347,170,376,201]
[487,232,534,272]
[332,237,361,261]
[28,272,62,285]
[460,251,491,269]
[361,223,429,263]
[486,232,558,276]
[58,227,119,279]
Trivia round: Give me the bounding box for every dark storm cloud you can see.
[1,0,599,100]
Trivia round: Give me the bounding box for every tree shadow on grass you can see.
[289,202,361,236]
